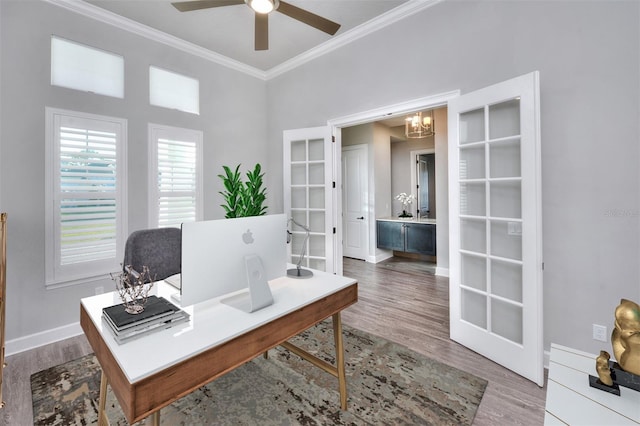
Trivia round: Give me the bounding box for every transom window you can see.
[50,36,124,98]
[149,66,200,115]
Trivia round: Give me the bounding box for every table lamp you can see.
[287,217,313,278]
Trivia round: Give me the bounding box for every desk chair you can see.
[123,227,181,284]
[118,227,181,425]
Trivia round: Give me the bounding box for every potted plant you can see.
[218,163,267,218]
[395,192,415,218]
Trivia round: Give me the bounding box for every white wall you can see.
[0,1,267,346]
[266,0,640,354]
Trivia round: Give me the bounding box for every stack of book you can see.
[102,295,190,344]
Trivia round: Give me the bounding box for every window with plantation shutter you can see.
[45,108,127,287]
[148,124,203,228]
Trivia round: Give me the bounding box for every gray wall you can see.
[266,0,640,354]
[0,1,267,341]
[1,0,639,357]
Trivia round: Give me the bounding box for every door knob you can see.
[356,216,364,220]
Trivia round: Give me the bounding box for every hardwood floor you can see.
[341,256,547,425]
[0,257,546,425]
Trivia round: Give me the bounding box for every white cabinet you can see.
[545,344,640,425]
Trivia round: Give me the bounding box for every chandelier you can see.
[405,110,435,139]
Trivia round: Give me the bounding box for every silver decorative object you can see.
[110,265,156,314]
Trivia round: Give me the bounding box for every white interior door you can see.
[342,144,368,260]
[448,72,544,386]
[283,127,334,273]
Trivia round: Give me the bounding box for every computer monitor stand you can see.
[221,254,274,313]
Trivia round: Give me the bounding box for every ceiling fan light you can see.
[249,0,275,14]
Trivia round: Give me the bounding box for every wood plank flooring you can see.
[341,256,547,425]
[0,257,546,425]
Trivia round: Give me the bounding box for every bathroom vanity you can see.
[376,217,436,256]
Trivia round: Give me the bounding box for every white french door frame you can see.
[327,90,460,275]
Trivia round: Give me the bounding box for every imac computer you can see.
[176,214,287,312]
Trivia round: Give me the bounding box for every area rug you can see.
[31,321,487,425]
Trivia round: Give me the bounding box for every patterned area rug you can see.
[31,321,487,425]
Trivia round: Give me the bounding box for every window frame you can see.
[45,107,128,288]
[147,123,203,228]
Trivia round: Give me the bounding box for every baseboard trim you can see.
[435,267,449,277]
[371,252,393,264]
[6,322,83,357]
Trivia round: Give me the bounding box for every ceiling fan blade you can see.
[255,13,269,51]
[277,1,340,36]
[172,0,244,12]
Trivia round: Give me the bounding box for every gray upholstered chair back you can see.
[123,227,181,282]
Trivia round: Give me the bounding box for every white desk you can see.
[80,269,358,424]
[545,343,640,425]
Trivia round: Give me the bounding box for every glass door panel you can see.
[291,164,306,185]
[461,254,487,291]
[309,187,325,209]
[491,259,523,303]
[490,181,522,218]
[308,163,324,185]
[308,138,324,161]
[291,187,306,209]
[461,289,487,329]
[489,140,521,178]
[491,299,523,344]
[489,99,520,139]
[460,218,486,254]
[460,182,486,216]
[460,146,485,179]
[459,108,485,144]
[490,220,522,260]
[291,140,306,161]
[308,211,325,233]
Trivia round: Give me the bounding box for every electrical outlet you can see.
[95,286,104,295]
[593,324,607,342]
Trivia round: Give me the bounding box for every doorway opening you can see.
[328,90,459,276]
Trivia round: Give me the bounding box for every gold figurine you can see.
[595,350,613,386]
[611,298,640,376]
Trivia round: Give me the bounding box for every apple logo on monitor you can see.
[242,229,254,244]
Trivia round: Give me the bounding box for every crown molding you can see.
[43,0,268,80]
[265,0,444,79]
[43,0,441,81]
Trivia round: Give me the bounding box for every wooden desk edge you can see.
[82,282,357,424]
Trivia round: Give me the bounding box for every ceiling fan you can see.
[172,0,341,51]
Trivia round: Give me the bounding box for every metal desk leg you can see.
[150,410,160,426]
[332,312,348,410]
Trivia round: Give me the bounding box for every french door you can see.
[283,127,335,273]
[448,72,544,386]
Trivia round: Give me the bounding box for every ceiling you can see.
[83,0,411,72]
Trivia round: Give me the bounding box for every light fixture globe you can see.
[405,110,435,139]
[246,0,279,14]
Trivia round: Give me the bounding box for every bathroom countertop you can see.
[376,217,436,224]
